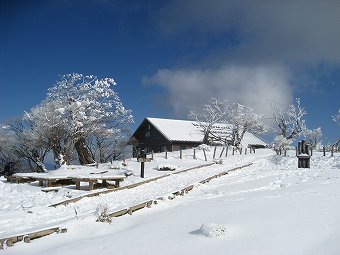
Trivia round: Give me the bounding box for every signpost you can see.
[137,151,151,178]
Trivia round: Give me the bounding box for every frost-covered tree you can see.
[45,73,133,165]
[5,117,49,172]
[189,98,267,147]
[273,135,292,155]
[25,73,133,165]
[272,98,307,141]
[332,109,340,148]
[303,127,323,149]
[188,98,230,144]
[0,125,19,170]
[24,100,73,165]
[86,129,130,163]
[227,103,267,148]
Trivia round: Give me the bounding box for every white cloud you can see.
[145,65,292,119]
[146,1,340,120]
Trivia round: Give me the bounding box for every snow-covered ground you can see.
[1,148,340,254]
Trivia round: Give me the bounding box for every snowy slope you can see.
[2,149,340,254]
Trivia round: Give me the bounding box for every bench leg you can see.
[76,181,80,190]
[89,181,94,190]
[115,180,120,187]
[39,180,44,186]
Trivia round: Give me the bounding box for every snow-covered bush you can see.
[273,135,292,154]
[197,144,210,151]
[95,203,112,223]
[157,164,178,171]
[199,223,229,237]
[303,127,322,149]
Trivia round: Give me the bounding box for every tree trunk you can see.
[75,137,95,165]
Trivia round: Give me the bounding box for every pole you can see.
[140,162,145,178]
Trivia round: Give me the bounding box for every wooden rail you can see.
[108,163,253,218]
[49,162,215,208]
[0,227,67,249]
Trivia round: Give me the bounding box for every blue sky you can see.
[0,0,339,144]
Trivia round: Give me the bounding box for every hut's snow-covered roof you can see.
[146,117,267,147]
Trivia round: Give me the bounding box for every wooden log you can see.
[76,180,81,190]
[109,209,128,217]
[6,239,14,247]
[24,236,30,243]
[88,181,95,190]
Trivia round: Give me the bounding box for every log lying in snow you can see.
[0,227,67,249]
[128,200,153,215]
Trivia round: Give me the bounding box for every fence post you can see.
[193,149,196,160]
[225,146,228,157]
[240,148,242,155]
[284,149,287,157]
[219,147,225,158]
[331,146,334,157]
[203,149,207,161]
[165,147,168,159]
[245,148,247,155]
[323,146,326,156]
[213,147,217,159]
[232,147,235,155]
[151,150,154,160]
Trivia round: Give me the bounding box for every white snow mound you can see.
[199,223,229,237]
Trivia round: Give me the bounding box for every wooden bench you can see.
[35,177,74,187]
[7,176,36,184]
[71,175,125,191]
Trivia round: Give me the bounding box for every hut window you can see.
[145,131,151,138]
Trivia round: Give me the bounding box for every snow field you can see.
[2,148,340,254]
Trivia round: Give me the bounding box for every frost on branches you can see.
[188,98,229,144]
[272,98,307,141]
[189,98,267,148]
[303,127,323,149]
[273,135,292,154]
[25,73,133,165]
[228,103,267,148]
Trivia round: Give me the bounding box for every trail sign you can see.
[137,158,152,163]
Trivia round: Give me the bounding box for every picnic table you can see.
[70,174,126,190]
